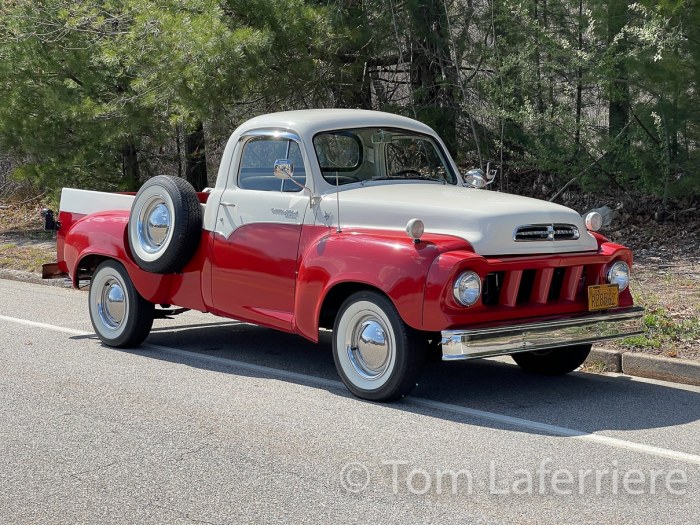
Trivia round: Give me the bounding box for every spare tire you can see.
[128,175,202,274]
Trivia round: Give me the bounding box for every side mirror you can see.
[274,158,311,195]
[463,168,488,189]
[274,159,294,179]
[463,163,498,189]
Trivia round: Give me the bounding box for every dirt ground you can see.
[1,200,698,360]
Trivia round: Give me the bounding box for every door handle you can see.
[220,202,236,207]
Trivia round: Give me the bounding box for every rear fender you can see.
[63,210,209,311]
[64,210,174,302]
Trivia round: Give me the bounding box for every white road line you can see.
[2,313,700,467]
[409,398,700,466]
[0,315,90,336]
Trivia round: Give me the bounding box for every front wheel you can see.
[332,291,425,401]
[511,344,592,375]
[89,260,154,348]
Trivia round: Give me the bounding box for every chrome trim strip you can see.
[441,307,644,361]
[240,129,301,142]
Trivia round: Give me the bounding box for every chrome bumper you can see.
[441,307,645,361]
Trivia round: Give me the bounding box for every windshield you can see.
[313,127,458,186]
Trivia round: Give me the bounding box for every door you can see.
[211,132,311,331]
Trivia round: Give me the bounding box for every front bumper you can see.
[441,307,645,361]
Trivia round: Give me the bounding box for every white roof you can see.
[234,109,437,138]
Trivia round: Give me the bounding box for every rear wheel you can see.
[511,344,592,375]
[333,291,426,401]
[89,260,154,348]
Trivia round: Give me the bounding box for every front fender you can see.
[293,228,471,341]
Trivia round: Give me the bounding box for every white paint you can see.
[211,110,597,255]
[236,109,437,140]
[316,182,598,255]
[2,312,698,466]
[60,188,134,216]
[58,111,596,257]
[213,188,312,240]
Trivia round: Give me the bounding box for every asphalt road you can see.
[1,278,699,524]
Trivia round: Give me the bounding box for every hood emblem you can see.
[514,224,580,242]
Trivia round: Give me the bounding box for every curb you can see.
[1,271,699,388]
[0,269,69,287]
[586,347,700,387]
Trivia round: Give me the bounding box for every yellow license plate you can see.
[587,284,619,311]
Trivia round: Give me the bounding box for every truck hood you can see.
[317,182,598,256]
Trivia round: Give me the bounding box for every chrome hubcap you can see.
[98,279,126,330]
[137,197,171,254]
[347,318,391,380]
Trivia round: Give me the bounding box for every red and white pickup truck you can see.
[45,109,644,401]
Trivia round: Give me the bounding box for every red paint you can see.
[60,210,207,311]
[531,268,554,304]
[209,222,305,331]
[293,229,472,341]
[500,270,522,307]
[421,243,634,331]
[58,205,638,341]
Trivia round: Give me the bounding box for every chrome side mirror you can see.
[463,162,498,189]
[273,158,312,196]
[463,168,488,189]
[274,159,294,179]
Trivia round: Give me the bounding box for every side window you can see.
[238,137,306,192]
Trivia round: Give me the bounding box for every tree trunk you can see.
[607,0,629,140]
[176,124,182,179]
[331,0,372,110]
[185,122,208,191]
[575,0,584,148]
[408,0,459,156]
[121,141,140,191]
[534,0,545,117]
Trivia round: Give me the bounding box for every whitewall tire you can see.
[89,260,154,348]
[333,291,425,401]
[128,176,202,274]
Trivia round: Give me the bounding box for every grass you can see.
[581,360,614,374]
[619,305,700,352]
[0,242,55,273]
[0,203,58,273]
[611,273,700,360]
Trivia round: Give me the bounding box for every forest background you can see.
[1,0,699,212]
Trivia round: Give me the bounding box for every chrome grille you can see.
[513,223,580,242]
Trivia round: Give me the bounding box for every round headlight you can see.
[606,261,630,291]
[453,271,482,306]
[585,211,603,231]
